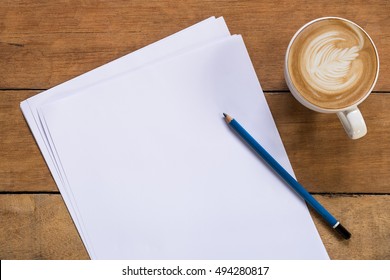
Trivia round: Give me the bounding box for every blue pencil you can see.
[223,113,351,240]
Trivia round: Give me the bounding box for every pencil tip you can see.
[223,113,233,124]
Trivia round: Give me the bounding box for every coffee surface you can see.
[287,18,378,109]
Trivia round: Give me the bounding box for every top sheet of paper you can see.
[20,17,231,258]
[39,35,328,259]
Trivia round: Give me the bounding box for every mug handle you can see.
[336,107,367,139]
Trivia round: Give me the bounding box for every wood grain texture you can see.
[0,0,388,91]
[0,194,388,260]
[0,194,88,259]
[311,195,390,260]
[266,93,390,194]
[1,91,389,193]
[0,90,56,192]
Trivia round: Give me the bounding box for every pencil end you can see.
[334,223,351,240]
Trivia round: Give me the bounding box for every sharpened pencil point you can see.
[223,113,233,124]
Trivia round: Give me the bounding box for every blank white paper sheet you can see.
[21,18,329,259]
[21,17,231,257]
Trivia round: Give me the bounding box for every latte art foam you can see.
[306,31,362,92]
[287,19,378,109]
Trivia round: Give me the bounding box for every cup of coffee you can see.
[285,17,379,139]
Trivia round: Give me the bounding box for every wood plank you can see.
[0,90,56,192]
[0,194,389,259]
[1,91,389,193]
[266,93,390,194]
[311,195,390,260]
[0,194,88,260]
[0,0,388,91]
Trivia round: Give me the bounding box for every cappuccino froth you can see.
[287,18,378,110]
[305,31,362,92]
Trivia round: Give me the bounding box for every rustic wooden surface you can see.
[0,0,389,259]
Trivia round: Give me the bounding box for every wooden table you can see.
[1,0,389,260]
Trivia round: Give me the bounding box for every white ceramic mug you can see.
[284,17,380,139]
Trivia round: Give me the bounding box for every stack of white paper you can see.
[21,17,329,259]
